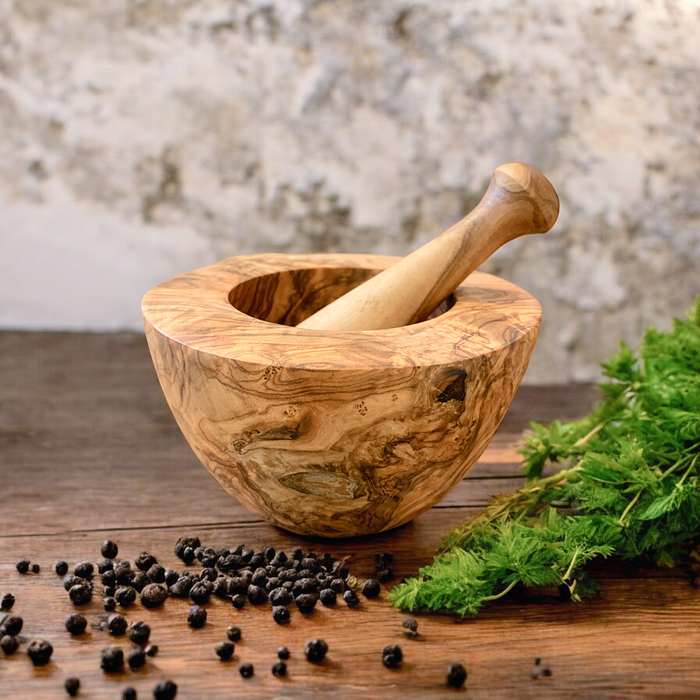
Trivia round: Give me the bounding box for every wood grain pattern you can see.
[297,162,559,331]
[3,332,700,700]
[142,253,542,537]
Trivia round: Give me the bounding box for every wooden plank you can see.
[10,331,698,699]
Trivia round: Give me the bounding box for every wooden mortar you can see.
[142,253,541,537]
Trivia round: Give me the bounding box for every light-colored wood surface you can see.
[3,332,700,700]
[142,253,542,537]
[297,162,559,331]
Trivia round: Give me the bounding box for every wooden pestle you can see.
[296,162,559,331]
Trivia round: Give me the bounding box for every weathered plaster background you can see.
[1,0,698,383]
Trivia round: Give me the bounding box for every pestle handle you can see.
[296,162,559,331]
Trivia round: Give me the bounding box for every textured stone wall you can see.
[1,0,698,383]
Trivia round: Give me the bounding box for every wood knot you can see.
[433,368,467,403]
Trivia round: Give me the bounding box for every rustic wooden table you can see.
[1,332,697,699]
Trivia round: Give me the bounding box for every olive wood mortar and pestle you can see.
[142,162,559,537]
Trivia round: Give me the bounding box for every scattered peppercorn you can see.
[305,638,328,663]
[272,660,287,677]
[16,560,30,574]
[272,605,290,625]
[1,614,23,636]
[1,634,19,655]
[69,582,93,606]
[215,640,235,661]
[247,584,267,605]
[277,645,290,660]
[343,589,360,607]
[132,572,150,592]
[269,587,293,606]
[55,561,69,576]
[231,593,246,609]
[141,584,168,609]
[64,677,80,696]
[531,658,553,679]
[104,597,116,612]
[135,552,157,572]
[101,540,119,559]
[145,644,159,657]
[108,614,128,636]
[382,644,403,669]
[31,563,41,574]
[295,593,316,614]
[446,662,467,688]
[1,593,14,610]
[153,679,178,700]
[402,617,419,638]
[189,581,212,605]
[97,559,114,574]
[122,688,137,700]
[319,588,337,606]
[361,579,381,599]
[27,638,54,666]
[129,621,151,645]
[147,564,166,583]
[100,645,124,673]
[73,561,94,579]
[65,613,87,636]
[128,647,147,670]
[329,578,345,594]
[114,562,135,586]
[226,626,241,643]
[187,605,207,628]
[239,662,254,678]
[115,585,136,607]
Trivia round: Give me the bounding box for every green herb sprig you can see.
[390,297,700,617]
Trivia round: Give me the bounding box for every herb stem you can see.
[618,489,643,526]
[481,579,519,603]
[562,549,580,582]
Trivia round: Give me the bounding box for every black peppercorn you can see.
[64,676,80,696]
[293,577,318,596]
[272,605,290,625]
[132,572,150,593]
[1,593,14,610]
[231,594,246,609]
[175,536,200,559]
[189,581,212,605]
[1,614,23,636]
[101,540,119,559]
[270,552,287,568]
[27,638,53,666]
[272,660,287,677]
[102,570,116,588]
[147,564,166,583]
[382,644,402,669]
[329,578,345,594]
[305,638,328,663]
[153,680,177,700]
[361,579,381,599]
[269,587,293,607]
[101,645,124,673]
[97,559,114,574]
[263,545,276,561]
[239,662,254,678]
[343,589,360,607]
[215,640,235,660]
[104,596,116,612]
[69,582,93,606]
[114,562,135,586]
[141,583,168,609]
[277,645,290,660]
[1,634,19,655]
[63,574,79,591]
[55,561,69,576]
[187,605,207,628]
[115,585,136,607]
[65,613,87,636]
[402,617,419,638]
[108,614,128,636]
[295,593,316,614]
[145,644,159,657]
[31,563,41,574]
[247,584,267,605]
[135,552,157,571]
[129,621,151,645]
[74,561,94,579]
[291,547,303,561]
[251,567,267,586]
[319,588,337,606]
[226,626,241,642]
[169,575,194,598]
[122,687,137,700]
[16,560,30,574]
[446,662,468,688]
[128,647,147,670]
[164,569,180,587]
